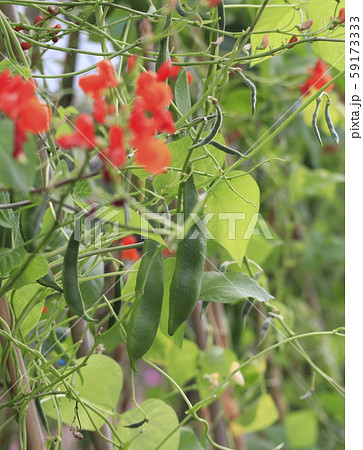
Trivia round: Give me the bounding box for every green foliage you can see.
[42,354,123,430]
[0,1,344,449]
[117,399,180,449]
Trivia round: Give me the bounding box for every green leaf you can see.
[0,247,26,276]
[10,253,49,289]
[178,427,205,450]
[74,179,92,200]
[10,283,46,336]
[42,354,123,430]
[232,394,279,434]
[0,192,16,228]
[285,410,318,448]
[206,171,260,265]
[200,272,273,304]
[250,1,297,67]
[160,257,185,348]
[117,399,180,450]
[153,134,226,197]
[175,69,191,117]
[0,120,38,194]
[167,339,199,386]
[0,59,31,78]
[305,0,345,71]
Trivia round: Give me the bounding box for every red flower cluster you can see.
[57,59,184,176]
[300,60,334,96]
[0,70,51,159]
[79,59,118,124]
[129,61,183,174]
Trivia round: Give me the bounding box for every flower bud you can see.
[288,35,298,48]
[34,15,45,26]
[256,35,269,50]
[48,5,59,15]
[21,42,32,50]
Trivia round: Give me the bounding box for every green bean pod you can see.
[168,173,207,335]
[156,16,171,71]
[312,97,323,146]
[238,71,257,116]
[325,100,339,144]
[217,0,225,32]
[257,316,274,347]
[209,139,243,157]
[190,99,223,150]
[62,231,96,322]
[107,271,122,329]
[127,179,164,369]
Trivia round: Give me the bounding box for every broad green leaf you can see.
[175,69,191,117]
[232,394,279,434]
[0,247,26,276]
[206,171,260,266]
[0,59,31,78]
[117,399,180,450]
[178,427,205,450]
[0,192,16,228]
[305,0,345,71]
[250,1,297,67]
[153,134,226,197]
[167,339,199,386]
[200,272,274,304]
[10,253,49,289]
[42,354,123,430]
[285,410,318,448]
[160,257,185,347]
[10,284,45,337]
[0,121,38,194]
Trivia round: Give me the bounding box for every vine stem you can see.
[0,296,45,450]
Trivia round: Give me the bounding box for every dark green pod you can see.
[325,100,339,144]
[217,0,225,32]
[312,97,323,146]
[168,173,206,335]
[127,179,164,369]
[62,231,96,322]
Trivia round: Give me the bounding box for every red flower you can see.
[127,54,138,73]
[129,98,156,138]
[152,108,175,134]
[338,8,345,24]
[79,59,118,98]
[208,0,222,6]
[0,70,51,159]
[101,125,126,168]
[300,60,334,96]
[187,71,193,85]
[121,236,139,261]
[57,114,96,149]
[94,96,107,123]
[136,72,173,111]
[134,136,171,174]
[156,61,180,82]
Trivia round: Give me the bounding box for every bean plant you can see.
[0,1,345,449]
